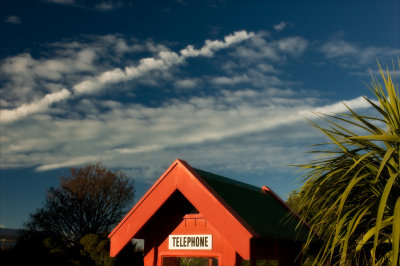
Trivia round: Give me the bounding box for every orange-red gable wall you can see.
[150,214,238,265]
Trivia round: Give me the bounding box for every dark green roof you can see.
[194,168,309,242]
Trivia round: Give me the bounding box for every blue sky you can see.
[0,0,399,229]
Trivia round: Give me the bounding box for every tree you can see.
[293,63,399,265]
[25,163,135,246]
[79,234,143,266]
[79,234,115,266]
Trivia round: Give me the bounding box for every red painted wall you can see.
[140,192,240,266]
[156,214,238,265]
[109,160,304,266]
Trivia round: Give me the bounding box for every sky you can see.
[0,0,399,229]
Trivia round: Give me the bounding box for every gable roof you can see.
[109,159,309,257]
[194,168,309,241]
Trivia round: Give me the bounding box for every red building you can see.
[109,159,310,265]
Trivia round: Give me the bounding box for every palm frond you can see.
[294,62,400,265]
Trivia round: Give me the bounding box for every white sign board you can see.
[168,235,212,250]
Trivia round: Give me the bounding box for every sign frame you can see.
[168,234,212,250]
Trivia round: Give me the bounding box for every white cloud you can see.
[211,75,250,85]
[95,1,122,11]
[320,40,399,67]
[180,30,255,58]
[0,31,255,123]
[174,79,200,89]
[257,63,278,73]
[0,89,71,123]
[48,34,152,55]
[5,15,21,24]
[43,0,126,11]
[274,22,287,31]
[299,96,372,117]
[0,49,97,106]
[71,31,255,95]
[321,40,358,58]
[44,0,76,5]
[277,37,308,56]
[0,30,384,186]
[232,35,308,64]
[36,155,103,171]
[0,86,374,176]
[234,37,280,61]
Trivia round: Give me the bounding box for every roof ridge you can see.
[192,166,310,241]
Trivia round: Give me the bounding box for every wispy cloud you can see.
[320,40,399,67]
[211,75,251,85]
[0,31,255,123]
[321,40,358,58]
[43,0,124,11]
[0,30,382,183]
[43,0,76,5]
[299,96,372,117]
[36,155,104,171]
[232,34,308,63]
[278,37,308,56]
[274,21,287,31]
[174,78,200,89]
[1,85,373,175]
[5,15,21,24]
[0,49,97,106]
[95,1,122,11]
[0,89,71,123]
[71,30,255,94]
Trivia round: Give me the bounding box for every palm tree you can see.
[293,62,399,265]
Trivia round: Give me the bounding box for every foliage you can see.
[3,231,80,266]
[113,239,144,266]
[286,191,319,265]
[1,232,143,266]
[80,234,115,266]
[25,162,135,246]
[3,163,142,265]
[293,63,400,265]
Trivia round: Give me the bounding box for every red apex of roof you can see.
[108,159,254,258]
[108,159,311,259]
